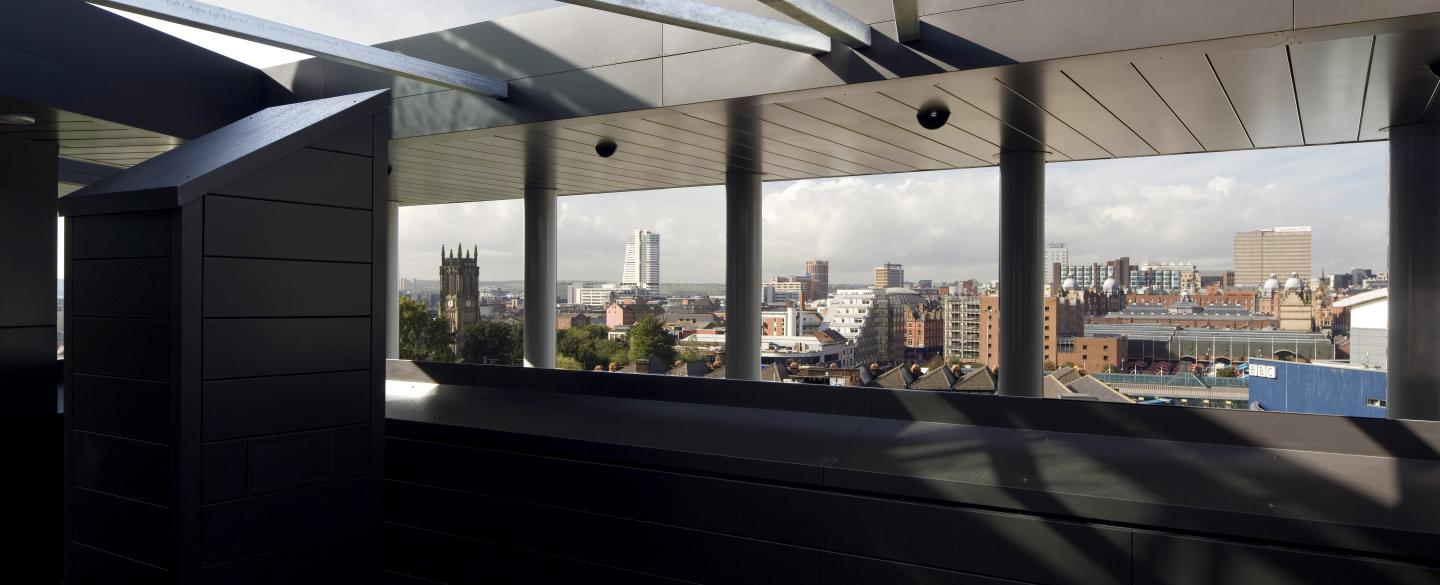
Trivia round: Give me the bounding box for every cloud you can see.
[398,142,1390,284]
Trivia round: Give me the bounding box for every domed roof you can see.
[1263,273,1281,291]
[1284,272,1302,289]
[1061,277,1076,290]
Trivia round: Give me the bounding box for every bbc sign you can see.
[1249,363,1278,379]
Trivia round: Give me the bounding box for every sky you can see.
[398,142,1389,284]
[68,1,1393,284]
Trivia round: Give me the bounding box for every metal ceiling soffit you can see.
[557,0,833,54]
[89,0,509,99]
[891,0,919,42]
[757,0,870,48]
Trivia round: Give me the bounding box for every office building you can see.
[943,294,981,363]
[874,263,903,288]
[622,228,660,296]
[1045,243,1068,284]
[805,259,829,300]
[1235,226,1312,287]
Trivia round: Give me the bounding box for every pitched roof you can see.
[873,365,914,389]
[1051,366,1083,385]
[1334,287,1388,308]
[910,366,958,391]
[953,367,996,392]
[667,361,711,377]
[1042,375,1074,399]
[1066,376,1136,404]
[60,90,389,216]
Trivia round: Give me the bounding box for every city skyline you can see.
[393,141,1388,284]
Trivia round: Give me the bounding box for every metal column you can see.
[997,150,1045,397]
[1388,123,1440,420]
[385,200,399,359]
[523,136,557,368]
[725,170,762,380]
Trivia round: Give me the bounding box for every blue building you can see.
[1247,359,1388,417]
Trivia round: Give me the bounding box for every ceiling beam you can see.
[758,0,870,48]
[557,0,832,54]
[892,0,920,43]
[89,0,509,99]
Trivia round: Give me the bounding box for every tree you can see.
[676,338,709,364]
[1215,366,1238,378]
[398,297,454,362]
[556,355,584,370]
[459,320,522,366]
[557,324,624,370]
[627,315,676,365]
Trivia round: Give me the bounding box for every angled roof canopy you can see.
[60,90,389,216]
[90,0,508,98]
[557,0,832,53]
[757,0,871,48]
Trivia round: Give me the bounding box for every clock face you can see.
[447,298,455,308]
[465,300,472,308]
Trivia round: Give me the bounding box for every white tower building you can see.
[622,229,660,296]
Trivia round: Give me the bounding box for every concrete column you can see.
[1388,123,1440,421]
[997,150,1045,397]
[725,170,762,380]
[523,133,557,369]
[386,200,399,359]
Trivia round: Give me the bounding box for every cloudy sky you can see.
[89,1,1392,284]
[399,142,1389,284]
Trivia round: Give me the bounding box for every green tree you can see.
[398,297,454,362]
[459,320,523,366]
[627,315,676,365]
[676,338,709,363]
[557,324,622,370]
[556,355,583,370]
[1215,366,1238,378]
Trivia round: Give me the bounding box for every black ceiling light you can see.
[916,101,949,130]
[595,138,617,158]
[0,113,36,126]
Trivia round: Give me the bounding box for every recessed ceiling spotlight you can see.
[595,138,617,158]
[0,113,36,126]
[916,101,949,130]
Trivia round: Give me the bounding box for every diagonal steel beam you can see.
[892,0,920,43]
[90,0,508,98]
[557,0,832,54]
[758,0,870,48]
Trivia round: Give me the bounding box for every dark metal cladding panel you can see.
[72,488,173,569]
[1289,36,1373,144]
[0,134,57,327]
[212,148,373,209]
[200,534,370,585]
[203,196,371,263]
[1365,30,1440,134]
[1207,45,1305,148]
[819,552,1016,585]
[72,430,171,506]
[202,370,371,441]
[69,317,171,381]
[1131,52,1254,151]
[385,522,696,585]
[70,374,172,444]
[203,258,371,318]
[69,257,171,319]
[65,210,172,259]
[70,544,169,585]
[311,118,374,156]
[1132,531,1440,585]
[201,317,371,380]
[1295,0,1440,29]
[1055,61,1201,155]
[201,478,370,565]
[203,424,370,503]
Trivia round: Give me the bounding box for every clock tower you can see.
[440,244,481,339]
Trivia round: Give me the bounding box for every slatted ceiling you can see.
[1053,63,1198,156]
[827,91,996,166]
[1131,53,1253,151]
[935,77,1111,161]
[1291,36,1374,145]
[782,97,985,168]
[872,83,1047,160]
[456,137,691,189]
[994,68,1156,159]
[639,108,878,175]
[554,125,730,175]
[1208,46,1304,148]
[658,107,902,174]
[597,117,834,179]
[390,160,529,193]
[1372,31,1440,131]
[760,102,945,170]
[394,176,514,201]
[533,130,730,183]
[475,134,722,186]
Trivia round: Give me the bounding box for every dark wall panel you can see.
[69,317,170,380]
[66,211,171,259]
[72,488,172,569]
[202,370,371,441]
[71,374,171,443]
[203,424,370,502]
[213,148,372,209]
[202,317,370,379]
[1132,532,1440,585]
[203,257,370,318]
[312,118,374,156]
[204,196,370,262]
[202,477,370,565]
[72,430,170,505]
[202,534,371,585]
[0,134,57,326]
[69,257,170,319]
[70,544,169,585]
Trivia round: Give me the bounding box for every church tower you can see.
[440,244,481,337]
